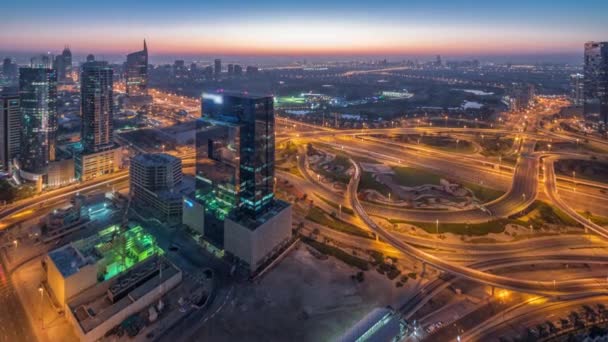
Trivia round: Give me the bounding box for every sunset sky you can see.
[1,0,606,58]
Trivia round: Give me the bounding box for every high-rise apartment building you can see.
[53,46,73,82]
[18,64,57,181]
[570,73,585,107]
[130,153,187,220]
[125,40,149,98]
[584,41,608,125]
[2,58,18,84]
[76,57,122,181]
[0,92,20,171]
[80,58,113,153]
[214,59,221,78]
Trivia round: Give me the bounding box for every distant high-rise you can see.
[570,73,585,107]
[0,93,20,171]
[18,64,57,180]
[227,64,234,75]
[125,40,148,98]
[2,58,18,84]
[214,59,221,78]
[53,46,72,82]
[233,64,243,76]
[584,41,608,125]
[80,58,113,153]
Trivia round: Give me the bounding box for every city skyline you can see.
[1,0,607,58]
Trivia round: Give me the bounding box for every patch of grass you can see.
[461,181,505,203]
[392,166,441,187]
[302,237,370,271]
[313,154,352,184]
[390,218,515,235]
[306,206,373,239]
[359,171,392,195]
[579,211,608,226]
[317,196,355,215]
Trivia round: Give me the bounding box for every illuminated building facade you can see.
[125,40,149,98]
[18,63,57,181]
[189,91,292,271]
[77,57,122,181]
[584,41,608,125]
[53,46,73,83]
[0,93,20,171]
[130,153,187,220]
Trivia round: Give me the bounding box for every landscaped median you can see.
[306,206,373,239]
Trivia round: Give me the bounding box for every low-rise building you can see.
[224,200,292,272]
[76,146,123,182]
[43,224,163,307]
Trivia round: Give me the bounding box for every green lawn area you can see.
[519,201,581,227]
[302,237,370,271]
[477,137,514,157]
[313,154,352,184]
[359,171,391,195]
[461,181,505,203]
[388,218,513,235]
[392,166,441,187]
[306,206,373,239]
[420,135,475,154]
[317,196,355,215]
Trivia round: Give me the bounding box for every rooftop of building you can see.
[338,307,399,342]
[203,90,273,101]
[153,175,194,201]
[131,153,181,167]
[68,257,180,333]
[47,224,163,279]
[229,199,291,230]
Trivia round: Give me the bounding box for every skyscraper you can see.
[584,41,608,125]
[80,58,113,153]
[53,46,72,82]
[125,40,149,98]
[18,63,57,180]
[0,92,20,171]
[2,58,18,84]
[570,73,585,106]
[214,59,221,78]
[187,91,291,271]
[76,56,122,181]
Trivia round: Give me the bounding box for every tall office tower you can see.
[173,60,186,80]
[125,40,149,98]
[584,41,608,125]
[81,58,113,153]
[130,153,185,220]
[227,64,234,76]
[2,58,18,84]
[18,64,57,181]
[77,56,122,181]
[570,73,585,106]
[233,64,243,76]
[53,46,73,82]
[0,93,20,171]
[186,91,291,272]
[214,59,221,78]
[30,54,53,69]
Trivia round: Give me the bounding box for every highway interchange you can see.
[2,95,608,341]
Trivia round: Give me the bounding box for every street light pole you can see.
[38,286,44,329]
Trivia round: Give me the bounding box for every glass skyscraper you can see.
[80,58,113,153]
[584,41,608,125]
[18,64,57,179]
[194,91,275,245]
[125,40,148,98]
